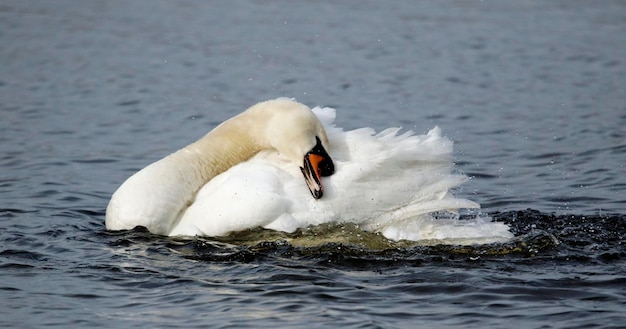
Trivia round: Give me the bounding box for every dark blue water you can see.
[1,1,625,328]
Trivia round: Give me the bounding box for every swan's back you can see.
[263,107,498,241]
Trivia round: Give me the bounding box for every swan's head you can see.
[248,98,335,199]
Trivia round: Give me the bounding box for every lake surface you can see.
[1,1,625,328]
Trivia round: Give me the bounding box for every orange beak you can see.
[300,137,334,199]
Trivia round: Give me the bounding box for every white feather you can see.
[106,100,513,243]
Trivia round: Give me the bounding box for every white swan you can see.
[106,98,512,243]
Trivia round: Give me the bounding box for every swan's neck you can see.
[106,118,265,235]
[181,120,262,183]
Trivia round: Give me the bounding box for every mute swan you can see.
[106,98,512,242]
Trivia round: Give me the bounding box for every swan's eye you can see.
[318,156,334,177]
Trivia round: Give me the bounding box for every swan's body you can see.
[106,99,512,242]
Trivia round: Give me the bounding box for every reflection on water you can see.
[105,210,618,266]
